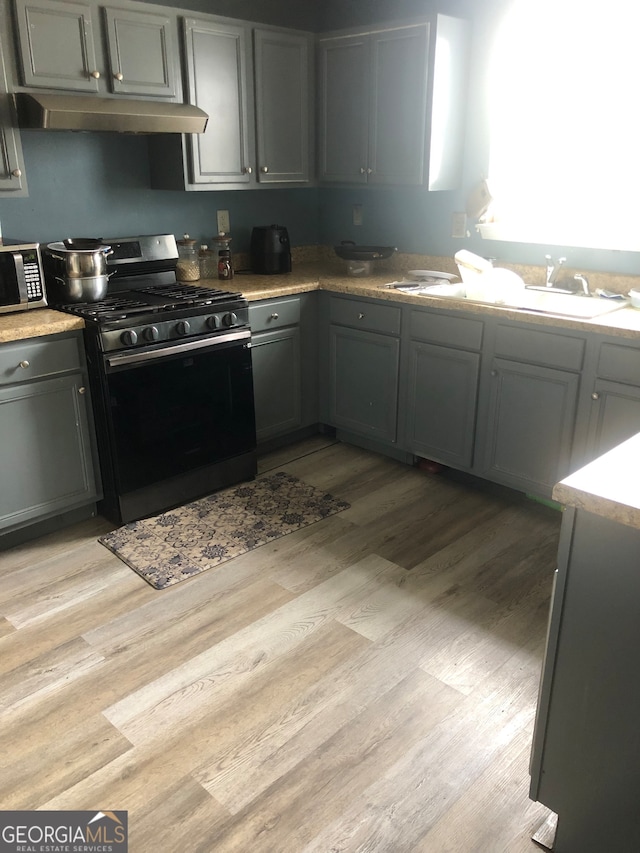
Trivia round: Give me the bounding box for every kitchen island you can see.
[529,432,640,852]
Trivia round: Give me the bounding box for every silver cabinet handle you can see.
[261,166,269,173]
[11,169,21,178]
[367,168,373,175]
[78,386,86,395]
[19,360,29,369]
[591,392,600,400]
[360,167,366,174]
[114,72,124,82]
[491,369,498,377]
[358,313,365,319]
[90,70,100,79]
[243,166,253,174]
[270,312,279,319]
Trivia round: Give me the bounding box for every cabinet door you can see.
[103,7,178,98]
[329,324,399,443]
[481,358,580,495]
[183,17,253,185]
[0,37,26,193]
[254,29,310,183]
[0,373,96,531]
[586,378,640,460]
[368,23,429,186]
[251,326,302,442]
[405,341,479,468]
[318,34,369,183]
[13,0,100,92]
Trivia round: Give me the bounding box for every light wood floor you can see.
[0,437,559,852]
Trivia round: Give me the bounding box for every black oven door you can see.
[99,329,256,518]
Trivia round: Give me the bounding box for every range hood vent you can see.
[15,93,208,134]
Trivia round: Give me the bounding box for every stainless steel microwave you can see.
[0,241,47,314]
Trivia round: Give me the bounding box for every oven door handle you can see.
[105,328,251,369]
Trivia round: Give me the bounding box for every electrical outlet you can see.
[216,210,230,234]
[352,204,363,226]
[451,212,467,238]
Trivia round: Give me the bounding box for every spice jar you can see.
[176,235,200,282]
[217,249,233,281]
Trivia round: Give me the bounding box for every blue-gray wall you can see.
[0,131,319,252]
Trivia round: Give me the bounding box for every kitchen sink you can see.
[384,282,629,319]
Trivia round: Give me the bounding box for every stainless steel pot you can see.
[53,274,110,303]
[46,241,113,278]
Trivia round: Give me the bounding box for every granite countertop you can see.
[553,432,640,530]
[3,260,640,344]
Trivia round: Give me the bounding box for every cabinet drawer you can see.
[410,309,483,350]
[494,324,584,371]
[329,296,401,335]
[597,342,640,385]
[0,335,81,386]
[249,298,301,332]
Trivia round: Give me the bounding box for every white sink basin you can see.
[385,282,628,319]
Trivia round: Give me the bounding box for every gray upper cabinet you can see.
[12,0,179,97]
[103,6,177,98]
[183,16,253,186]
[13,0,100,92]
[150,17,313,190]
[0,31,26,194]
[319,15,470,188]
[253,28,311,184]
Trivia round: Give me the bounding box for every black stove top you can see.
[58,282,242,322]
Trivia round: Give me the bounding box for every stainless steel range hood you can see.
[15,92,208,134]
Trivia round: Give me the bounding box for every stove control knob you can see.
[143,325,160,342]
[121,329,138,346]
[206,314,221,330]
[175,320,191,336]
[223,312,238,327]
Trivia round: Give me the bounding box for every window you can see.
[479,0,640,251]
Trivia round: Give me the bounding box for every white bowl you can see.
[629,289,640,308]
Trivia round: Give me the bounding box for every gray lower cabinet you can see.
[476,323,585,497]
[12,0,179,96]
[0,333,99,534]
[530,507,640,852]
[249,294,317,444]
[584,338,640,460]
[149,18,312,190]
[318,15,469,188]
[325,296,401,444]
[0,30,26,194]
[402,308,483,468]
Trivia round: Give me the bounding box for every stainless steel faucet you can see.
[545,255,567,287]
[573,273,591,296]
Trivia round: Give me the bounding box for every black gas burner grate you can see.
[138,283,240,303]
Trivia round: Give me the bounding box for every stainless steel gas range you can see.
[53,234,256,525]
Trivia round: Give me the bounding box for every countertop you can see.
[553,432,640,530]
[4,263,640,344]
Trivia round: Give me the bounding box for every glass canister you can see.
[199,245,217,279]
[176,235,200,282]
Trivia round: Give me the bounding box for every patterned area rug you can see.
[98,472,350,590]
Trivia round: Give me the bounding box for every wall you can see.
[0,132,319,252]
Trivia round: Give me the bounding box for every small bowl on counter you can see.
[629,289,640,308]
